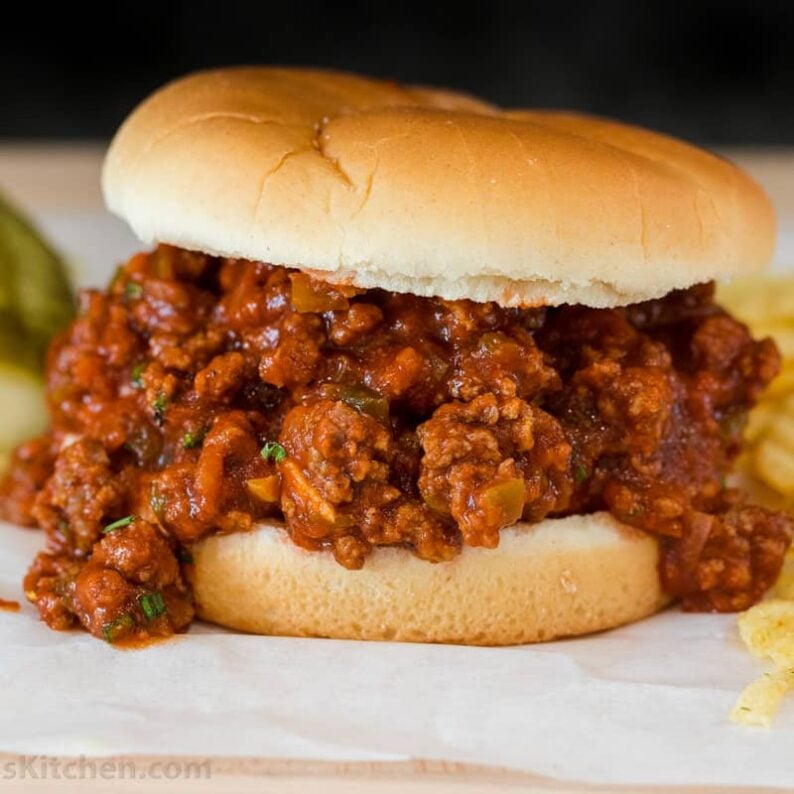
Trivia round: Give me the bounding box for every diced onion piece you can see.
[246,475,280,503]
[289,273,349,313]
[280,460,338,530]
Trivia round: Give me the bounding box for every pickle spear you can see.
[0,194,74,454]
[0,195,74,361]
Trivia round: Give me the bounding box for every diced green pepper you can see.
[482,478,525,526]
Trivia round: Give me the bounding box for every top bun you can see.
[103,67,775,307]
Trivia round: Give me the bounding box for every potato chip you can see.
[719,275,794,727]
[764,365,794,398]
[738,600,794,665]
[773,553,794,600]
[719,277,794,325]
[732,601,794,727]
[754,436,794,495]
[731,668,794,728]
[744,400,777,443]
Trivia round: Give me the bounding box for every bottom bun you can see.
[189,512,669,645]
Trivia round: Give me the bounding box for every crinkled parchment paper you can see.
[2,523,793,788]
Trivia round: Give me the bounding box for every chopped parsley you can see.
[177,549,194,565]
[102,613,134,643]
[260,441,287,463]
[124,281,143,301]
[152,393,168,425]
[182,428,206,450]
[139,591,166,621]
[131,363,146,389]
[103,515,135,534]
[574,465,589,485]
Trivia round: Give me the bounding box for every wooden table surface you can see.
[1,144,792,794]
[1,754,790,794]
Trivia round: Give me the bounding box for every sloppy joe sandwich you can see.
[2,67,791,645]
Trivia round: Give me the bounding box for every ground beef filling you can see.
[2,246,791,641]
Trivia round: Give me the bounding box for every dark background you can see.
[2,1,793,144]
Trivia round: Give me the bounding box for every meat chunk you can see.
[31,438,128,555]
[663,503,792,612]
[449,329,559,401]
[155,411,264,542]
[194,352,247,402]
[23,552,82,631]
[26,519,193,641]
[328,303,384,346]
[279,399,455,566]
[418,394,572,546]
[0,436,55,527]
[92,519,181,588]
[259,312,325,388]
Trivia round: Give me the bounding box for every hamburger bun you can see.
[103,67,774,308]
[102,67,770,644]
[189,513,667,645]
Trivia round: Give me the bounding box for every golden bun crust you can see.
[188,512,668,645]
[103,67,775,308]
